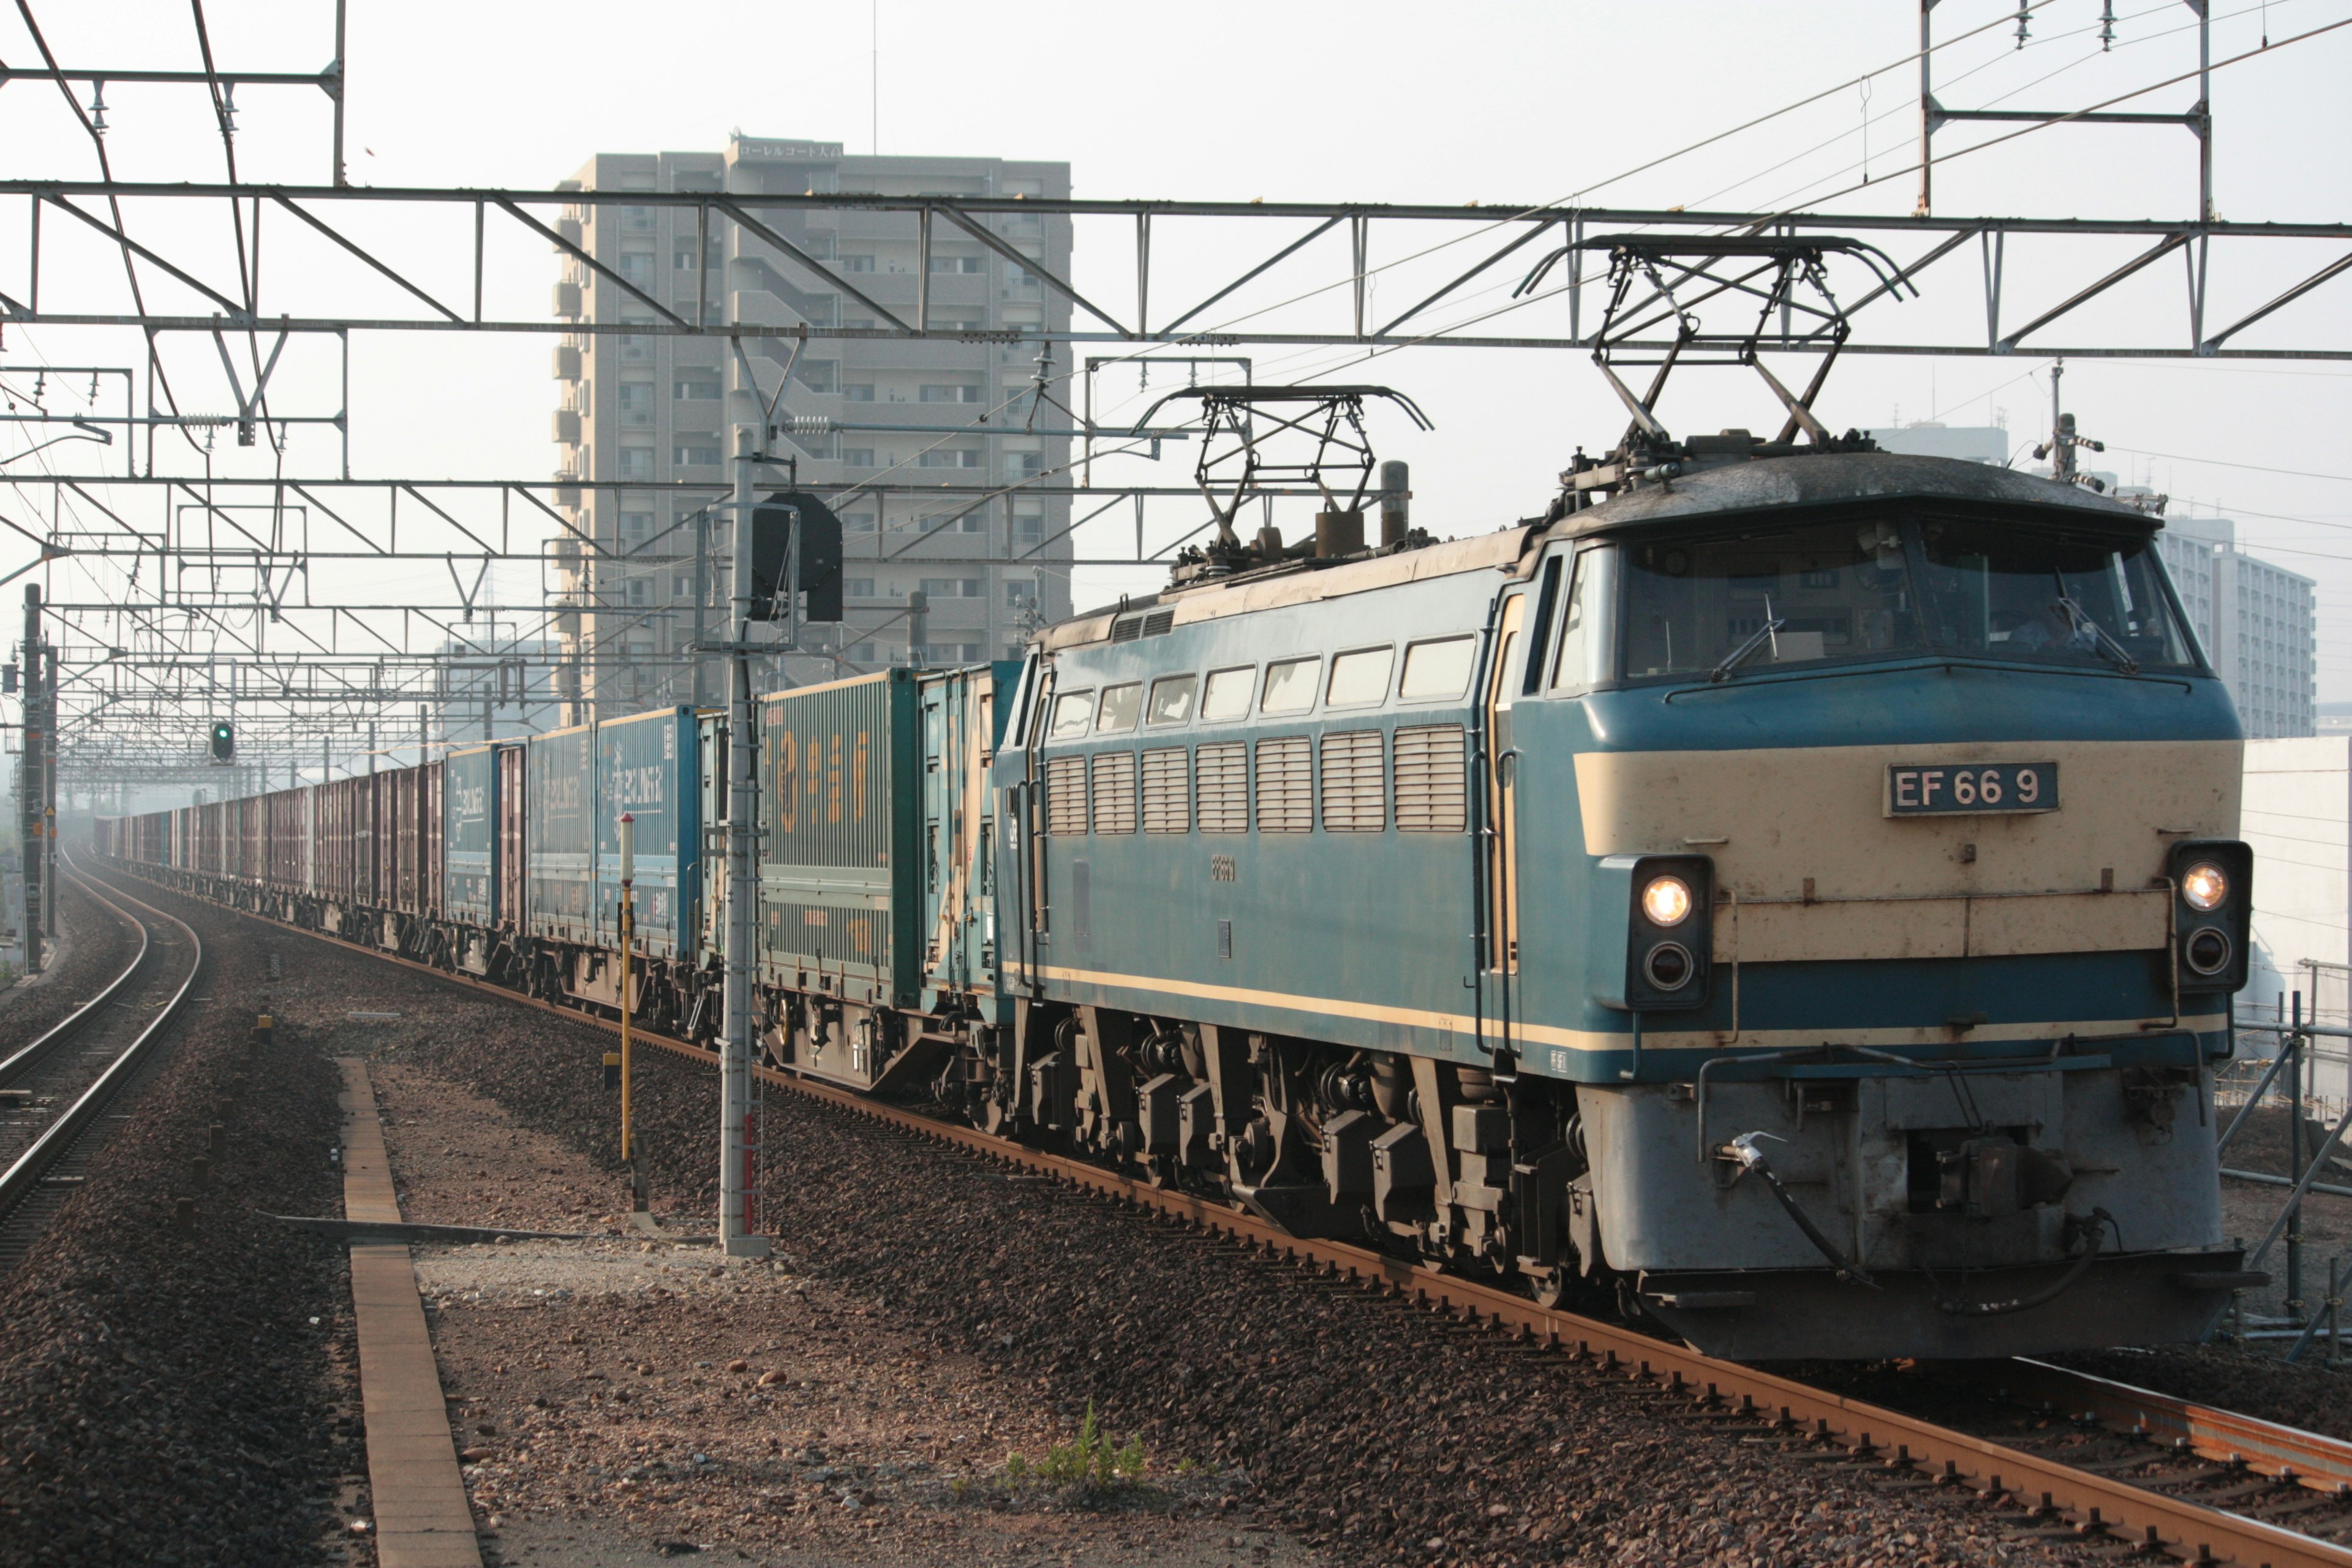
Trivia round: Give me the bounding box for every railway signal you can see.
[208,721,235,762]
[748,490,845,625]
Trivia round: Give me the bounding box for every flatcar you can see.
[96,435,2256,1362]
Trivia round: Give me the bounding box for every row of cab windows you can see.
[1042,635,1479,742]
[1043,726,1469,837]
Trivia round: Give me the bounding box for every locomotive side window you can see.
[1049,690,1095,739]
[1621,520,1925,679]
[1146,673,1197,726]
[1096,682,1143,733]
[1200,666,1255,721]
[1913,519,2195,671]
[1326,647,1394,708]
[1401,635,1476,700]
[1261,657,1322,715]
[1550,549,1614,692]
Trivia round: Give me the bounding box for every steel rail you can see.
[0,865,202,1225]
[0,872,152,1088]
[1999,1357,2352,1496]
[118,863,2352,1568]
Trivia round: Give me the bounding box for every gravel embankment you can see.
[0,872,356,1567]
[0,878,131,1052]
[347,959,2092,1567]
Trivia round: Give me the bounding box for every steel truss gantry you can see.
[7,0,2351,794]
[6,179,2352,360]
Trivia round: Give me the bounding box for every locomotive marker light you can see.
[2168,841,2252,992]
[1594,854,1716,1036]
[1640,874,1693,928]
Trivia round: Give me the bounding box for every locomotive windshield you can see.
[1614,511,2195,682]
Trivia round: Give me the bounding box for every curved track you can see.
[110,865,2352,1567]
[0,861,203,1271]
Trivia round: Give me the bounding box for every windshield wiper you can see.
[1710,612,1786,683]
[2053,595,2140,675]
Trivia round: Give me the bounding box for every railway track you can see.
[0,862,203,1271]
[116,865,2352,1568]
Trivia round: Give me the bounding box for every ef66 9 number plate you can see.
[1885,761,2057,816]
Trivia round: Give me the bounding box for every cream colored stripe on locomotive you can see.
[1033,962,2222,1055]
[1717,888,2169,963]
[1574,738,2242,905]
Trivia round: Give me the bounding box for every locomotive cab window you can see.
[1147,673,1197,726]
[1400,636,1475,700]
[1200,666,1254,721]
[1913,518,2195,671]
[1049,690,1095,739]
[1325,646,1394,708]
[1261,657,1321,715]
[1096,682,1143,733]
[1623,519,1926,680]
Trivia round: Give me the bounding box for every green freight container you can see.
[756,671,921,1006]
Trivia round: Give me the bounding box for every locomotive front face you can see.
[1513,473,2253,1359]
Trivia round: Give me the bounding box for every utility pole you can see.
[618,811,647,1218]
[692,509,710,710]
[18,587,40,973]
[720,423,771,1259]
[41,646,54,947]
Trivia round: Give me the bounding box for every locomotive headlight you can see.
[2181,861,2228,912]
[1640,875,1693,927]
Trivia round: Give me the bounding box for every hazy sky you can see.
[4,1,2351,697]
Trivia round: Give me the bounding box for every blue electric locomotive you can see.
[969,442,2252,1360]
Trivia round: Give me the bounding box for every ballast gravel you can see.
[0,872,357,1567]
[328,962,2105,1568]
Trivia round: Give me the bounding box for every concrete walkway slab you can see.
[339,1057,482,1568]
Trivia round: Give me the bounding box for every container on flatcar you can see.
[594,707,700,960]
[755,671,920,1013]
[526,723,595,946]
[445,744,499,927]
[237,794,260,884]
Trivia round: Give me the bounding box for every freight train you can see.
[97,438,2258,1361]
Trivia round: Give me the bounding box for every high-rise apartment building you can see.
[549,136,1074,722]
[2152,512,2316,738]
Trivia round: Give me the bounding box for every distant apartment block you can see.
[550,136,1075,721]
[1862,423,2011,465]
[2154,513,2316,739]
